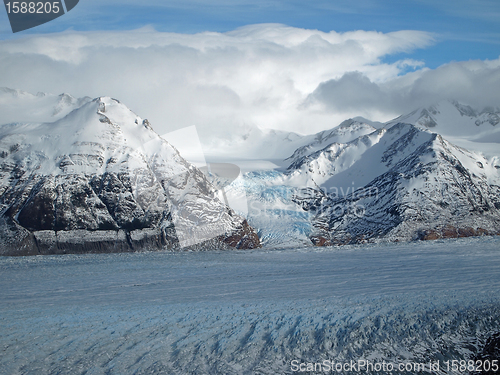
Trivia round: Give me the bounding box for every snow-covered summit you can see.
[307,123,500,245]
[0,97,260,255]
[0,97,187,176]
[200,99,500,165]
[284,119,377,167]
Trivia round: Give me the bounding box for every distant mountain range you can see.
[386,100,500,136]
[0,87,498,253]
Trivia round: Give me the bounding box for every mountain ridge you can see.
[307,124,500,245]
[1,88,499,251]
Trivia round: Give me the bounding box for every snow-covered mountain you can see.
[0,97,259,255]
[200,100,500,167]
[199,100,500,168]
[284,119,377,167]
[235,120,500,247]
[385,100,500,158]
[304,123,500,245]
[194,100,500,247]
[1,88,498,251]
[201,118,378,166]
[386,100,500,136]
[285,127,386,188]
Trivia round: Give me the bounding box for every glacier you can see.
[1,236,499,374]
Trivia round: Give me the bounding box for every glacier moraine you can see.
[1,236,500,374]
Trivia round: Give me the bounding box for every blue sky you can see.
[1,1,499,135]
[1,0,499,69]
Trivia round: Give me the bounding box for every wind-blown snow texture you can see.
[1,237,500,374]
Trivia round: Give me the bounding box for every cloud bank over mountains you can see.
[0,24,498,135]
[306,59,500,116]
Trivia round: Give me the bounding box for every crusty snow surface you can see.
[1,236,500,374]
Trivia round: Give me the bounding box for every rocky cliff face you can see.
[0,97,259,255]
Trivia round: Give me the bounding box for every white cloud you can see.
[3,23,494,140]
[307,58,500,116]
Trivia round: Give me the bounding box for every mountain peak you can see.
[0,96,260,255]
[309,122,500,246]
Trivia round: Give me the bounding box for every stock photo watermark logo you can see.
[3,0,79,33]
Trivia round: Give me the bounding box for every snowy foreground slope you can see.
[0,96,259,255]
[1,237,500,374]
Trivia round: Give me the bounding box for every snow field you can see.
[1,236,500,374]
[1,299,499,374]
